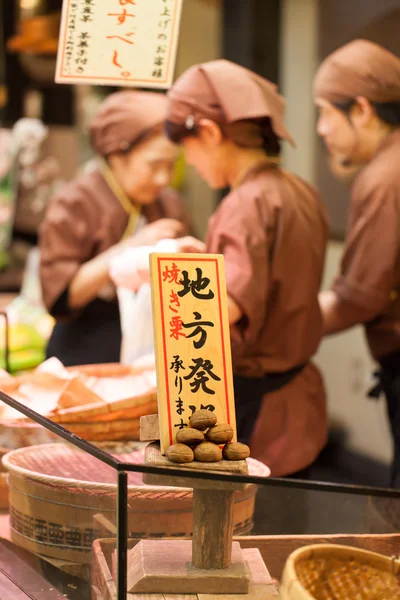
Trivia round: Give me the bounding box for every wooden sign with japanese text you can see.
[150,254,237,454]
[56,0,183,88]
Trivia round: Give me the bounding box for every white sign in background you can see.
[56,0,183,89]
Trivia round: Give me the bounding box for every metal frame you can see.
[117,471,128,600]
[0,311,9,374]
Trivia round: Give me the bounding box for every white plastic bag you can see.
[118,284,154,365]
[115,239,179,365]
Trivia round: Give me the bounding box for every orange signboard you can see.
[150,254,237,454]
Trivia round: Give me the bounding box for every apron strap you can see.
[100,159,141,239]
[234,363,306,444]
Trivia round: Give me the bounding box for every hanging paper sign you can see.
[55,0,183,88]
[150,254,237,454]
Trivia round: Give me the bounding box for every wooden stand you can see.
[192,488,234,569]
[124,442,278,598]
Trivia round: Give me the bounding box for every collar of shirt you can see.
[232,157,280,189]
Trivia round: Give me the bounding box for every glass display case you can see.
[0,387,399,600]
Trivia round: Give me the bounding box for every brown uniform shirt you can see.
[206,162,329,377]
[40,167,189,314]
[332,129,400,360]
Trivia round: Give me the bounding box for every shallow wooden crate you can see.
[91,534,400,600]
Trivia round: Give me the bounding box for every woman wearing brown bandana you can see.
[314,40,400,487]
[39,90,197,366]
[165,59,329,477]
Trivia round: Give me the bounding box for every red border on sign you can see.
[59,0,180,85]
[157,256,231,446]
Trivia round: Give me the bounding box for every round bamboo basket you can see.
[280,543,400,599]
[0,416,141,446]
[0,363,156,447]
[3,443,268,564]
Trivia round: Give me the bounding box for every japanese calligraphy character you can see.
[163,263,180,284]
[169,289,180,313]
[184,358,221,395]
[175,376,183,394]
[158,19,171,30]
[35,519,48,542]
[175,398,184,415]
[157,45,167,54]
[174,418,188,430]
[48,523,64,544]
[83,528,96,546]
[81,5,93,22]
[161,7,172,17]
[154,56,165,67]
[158,33,168,41]
[189,404,216,414]
[178,268,215,300]
[23,515,34,538]
[107,35,135,45]
[112,50,123,68]
[11,507,23,533]
[183,312,214,349]
[170,355,185,373]
[108,9,136,25]
[65,527,82,547]
[152,68,164,78]
[169,316,186,340]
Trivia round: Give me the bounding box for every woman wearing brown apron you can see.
[39,91,190,366]
[313,40,400,487]
[164,60,329,477]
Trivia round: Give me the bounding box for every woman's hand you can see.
[110,246,152,291]
[126,219,185,248]
[174,236,206,253]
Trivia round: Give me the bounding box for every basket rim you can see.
[2,442,267,493]
[0,362,149,387]
[282,543,400,599]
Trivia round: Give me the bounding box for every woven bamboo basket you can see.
[3,442,268,564]
[280,543,400,599]
[0,363,157,447]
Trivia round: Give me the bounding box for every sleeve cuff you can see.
[332,275,389,313]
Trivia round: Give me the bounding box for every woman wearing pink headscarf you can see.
[40,90,197,366]
[120,60,329,477]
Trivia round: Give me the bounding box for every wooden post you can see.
[192,488,235,570]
